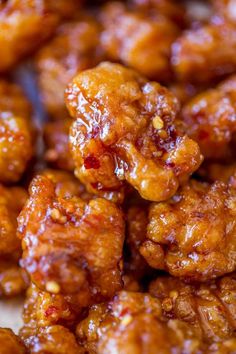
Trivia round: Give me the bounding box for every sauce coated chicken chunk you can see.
[0,0,82,72]
[181,75,236,160]
[0,81,33,183]
[100,2,179,81]
[36,16,103,119]
[150,274,236,347]
[65,62,202,202]
[76,290,227,353]
[0,185,28,297]
[18,171,125,304]
[140,180,236,281]
[0,328,26,354]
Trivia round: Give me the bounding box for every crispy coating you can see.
[172,22,236,83]
[199,162,236,187]
[21,325,84,354]
[140,180,236,281]
[21,283,84,334]
[0,0,82,72]
[0,328,26,354]
[181,75,236,160]
[0,184,27,255]
[44,119,74,171]
[18,171,125,303]
[40,169,93,201]
[76,291,209,353]
[0,80,33,183]
[150,274,236,345]
[36,16,103,119]
[0,184,28,297]
[100,2,178,80]
[132,0,186,26]
[0,259,28,297]
[65,62,202,202]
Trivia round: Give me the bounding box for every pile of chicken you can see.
[1,0,236,353]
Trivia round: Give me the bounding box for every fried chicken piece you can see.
[0,80,33,183]
[132,0,186,26]
[172,21,236,83]
[65,62,202,202]
[0,184,27,254]
[0,0,82,72]
[44,119,74,171]
[21,325,84,354]
[199,162,236,188]
[181,75,236,160]
[100,2,179,81]
[40,169,93,201]
[140,180,236,281]
[76,291,208,353]
[21,283,84,335]
[0,328,26,354]
[150,274,236,345]
[36,16,103,120]
[0,258,28,297]
[17,171,125,304]
[0,185,28,297]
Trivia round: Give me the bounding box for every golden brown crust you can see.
[36,16,103,119]
[100,2,178,81]
[0,81,33,183]
[18,171,125,303]
[0,328,26,354]
[65,62,202,202]
[76,291,207,353]
[172,22,236,83]
[0,0,82,72]
[140,180,236,281]
[21,283,84,335]
[21,325,84,354]
[181,75,236,160]
[149,274,236,344]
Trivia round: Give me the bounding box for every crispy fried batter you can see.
[0,0,82,72]
[150,273,236,345]
[76,291,209,353]
[181,75,236,160]
[21,283,84,334]
[172,22,236,83]
[21,325,84,354]
[0,80,33,183]
[65,62,202,202]
[140,180,236,281]
[100,2,178,80]
[18,171,125,303]
[199,162,236,187]
[44,119,74,171]
[0,328,26,354]
[36,16,103,119]
[0,184,28,297]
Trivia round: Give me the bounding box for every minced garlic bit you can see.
[50,208,67,224]
[121,314,133,327]
[152,115,164,130]
[46,281,61,294]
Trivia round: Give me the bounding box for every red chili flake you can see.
[84,155,100,169]
[45,306,58,318]
[198,130,209,140]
